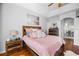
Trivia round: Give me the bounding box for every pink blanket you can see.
[22,35,63,56]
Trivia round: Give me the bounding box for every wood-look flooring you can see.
[11,48,34,56]
[7,45,79,56]
[9,48,33,56]
[71,45,79,55]
[0,48,33,56]
[0,45,79,56]
[0,47,63,56]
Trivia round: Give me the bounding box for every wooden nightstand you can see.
[64,38,74,51]
[6,39,22,54]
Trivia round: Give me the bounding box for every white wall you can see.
[47,3,79,41]
[74,17,79,45]
[46,9,79,46]
[0,4,1,40]
[48,9,79,46]
[0,3,3,53]
[1,3,46,53]
[48,3,79,17]
[60,10,79,46]
[39,17,47,32]
[46,16,60,34]
[1,3,79,53]
[46,16,63,37]
[59,11,75,38]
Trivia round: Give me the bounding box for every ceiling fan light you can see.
[48,3,53,7]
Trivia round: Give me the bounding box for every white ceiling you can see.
[16,3,68,17]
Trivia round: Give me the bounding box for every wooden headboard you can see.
[22,26,41,36]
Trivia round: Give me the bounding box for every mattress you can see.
[22,35,63,56]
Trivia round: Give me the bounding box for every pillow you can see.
[32,29,37,32]
[41,32,46,37]
[25,28,32,36]
[25,28,32,32]
[29,29,46,38]
[29,29,41,38]
[36,30,46,38]
[26,32,31,37]
[29,32,37,38]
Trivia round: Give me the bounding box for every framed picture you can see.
[34,17,39,25]
[27,14,39,25]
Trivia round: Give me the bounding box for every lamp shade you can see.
[10,30,19,40]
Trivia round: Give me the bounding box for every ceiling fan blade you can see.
[58,3,63,7]
[48,3,53,7]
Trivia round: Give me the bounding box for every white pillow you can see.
[41,32,46,37]
[31,29,46,38]
[32,29,37,32]
[36,30,42,38]
[36,30,46,38]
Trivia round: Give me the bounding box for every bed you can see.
[22,26,64,56]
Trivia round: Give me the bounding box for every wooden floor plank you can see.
[1,45,79,56]
[9,48,33,56]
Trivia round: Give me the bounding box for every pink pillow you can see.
[25,28,32,32]
[29,32,37,38]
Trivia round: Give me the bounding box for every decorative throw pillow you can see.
[32,29,37,32]
[36,30,42,38]
[29,29,46,39]
[25,28,32,37]
[36,30,46,38]
[41,32,46,38]
[29,32,37,38]
[26,32,31,37]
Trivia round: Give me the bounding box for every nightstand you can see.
[64,38,74,51]
[6,39,22,54]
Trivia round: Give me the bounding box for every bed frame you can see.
[22,25,64,56]
[22,26,41,56]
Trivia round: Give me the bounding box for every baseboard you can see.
[74,43,79,46]
[0,50,6,54]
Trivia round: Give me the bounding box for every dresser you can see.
[48,27,59,36]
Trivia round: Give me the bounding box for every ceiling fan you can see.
[48,3,64,7]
